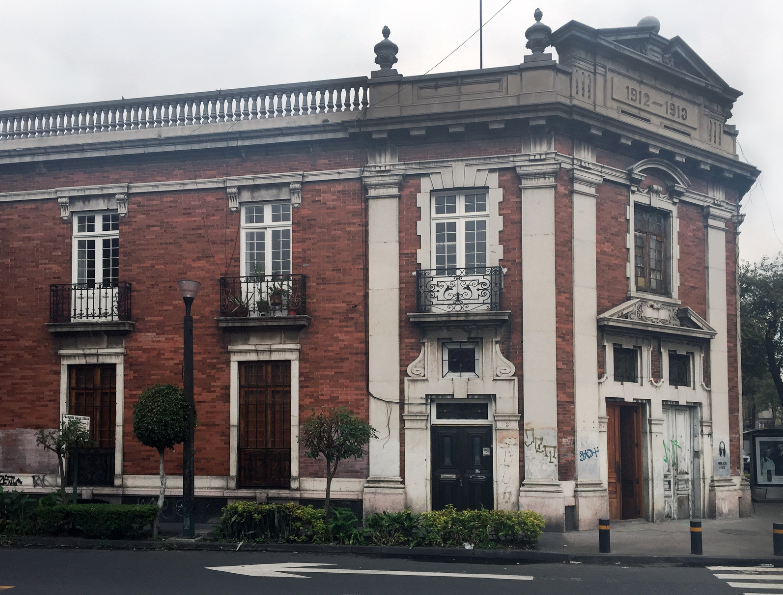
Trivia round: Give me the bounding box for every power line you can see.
[738,140,783,248]
[370,0,514,110]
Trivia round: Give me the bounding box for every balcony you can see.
[217,275,310,331]
[47,282,134,333]
[410,267,510,329]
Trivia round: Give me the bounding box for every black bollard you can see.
[599,518,610,553]
[690,520,702,555]
[774,523,783,556]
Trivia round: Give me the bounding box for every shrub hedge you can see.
[0,488,158,539]
[220,502,544,548]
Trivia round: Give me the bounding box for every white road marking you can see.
[710,568,783,572]
[206,562,534,581]
[716,575,783,580]
[727,584,783,590]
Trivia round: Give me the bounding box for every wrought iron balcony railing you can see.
[219,275,307,318]
[50,282,132,323]
[416,267,502,313]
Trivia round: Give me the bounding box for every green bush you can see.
[328,507,363,545]
[0,487,36,535]
[67,504,158,539]
[31,504,157,539]
[364,510,426,546]
[418,506,545,548]
[220,502,327,543]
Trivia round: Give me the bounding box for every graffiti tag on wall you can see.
[0,474,23,486]
[524,429,557,464]
[579,447,599,461]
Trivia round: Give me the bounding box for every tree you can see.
[740,255,783,425]
[132,384,190,511]
[300,406,377,517]
[35,417,91,500]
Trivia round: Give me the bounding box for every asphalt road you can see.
[0,549,762,594]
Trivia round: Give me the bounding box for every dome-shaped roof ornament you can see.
[637,16,661,33]
[374,26,399,71]
[525,8,551,54]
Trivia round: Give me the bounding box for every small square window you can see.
[77,215,95,233]
[464,193,487,213]
[669,352,691,388]
[245,205,264,224]
[614,345,638,383]
[272,203,291,223]
[435,195,457,215]
[443,342,479,378]
[102,213,119,232]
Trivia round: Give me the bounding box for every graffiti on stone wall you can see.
[32,475,48,487]
[497,437,518,504]
[0,474,23,486]
[524,429,557,464]
[579,447,599,461]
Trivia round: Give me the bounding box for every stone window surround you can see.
[628,186,680,302]
[416,167,504,270]
[602,333,710,397]
[442,340,481,379]
[58,348,125,487]
[228,344,300,491]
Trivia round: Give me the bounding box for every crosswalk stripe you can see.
[710,567,783,572]
[727,583,783,589]
[716,575,783,580]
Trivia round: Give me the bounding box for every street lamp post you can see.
[177,279,200,538]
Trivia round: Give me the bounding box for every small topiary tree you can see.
[300,406,376,517]
[36,417,91,502]
[132,384,190,511]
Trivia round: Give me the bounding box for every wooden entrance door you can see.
[238,361,291,488]
[606,402,643,519]
[431,426,493,510]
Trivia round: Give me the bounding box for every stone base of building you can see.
[708,476,743,519]
[740,478,753,518]
[362,477,406,517]
[519,480,565,532]
[574,480,609,530]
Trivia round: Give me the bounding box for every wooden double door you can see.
[607,402,644,519]
[431,426,493,510]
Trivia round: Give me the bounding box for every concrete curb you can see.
[4,536,782,567]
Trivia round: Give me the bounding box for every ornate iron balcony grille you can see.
[416,267,502,313]
[219,275,307,317]
[50,282,132,323]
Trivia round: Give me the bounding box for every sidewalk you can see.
[537,501,782,560]
[5,502,783,566]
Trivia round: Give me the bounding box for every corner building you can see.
[0,13,759,530]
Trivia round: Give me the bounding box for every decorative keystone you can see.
[374,26,399,70]
[525,8,551,54]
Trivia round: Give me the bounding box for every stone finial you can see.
[525,8,551,54]
[374,26,399,70]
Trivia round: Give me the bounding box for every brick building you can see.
[0,12,759,529]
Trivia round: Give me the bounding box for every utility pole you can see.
[480,0,483,69]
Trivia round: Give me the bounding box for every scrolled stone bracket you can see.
[227,186,239,212]
[58,197,70,221]
[116,193,128,217]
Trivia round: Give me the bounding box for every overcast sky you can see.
[0,0,779,264]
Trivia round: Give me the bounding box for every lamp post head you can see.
[177,280,201,300]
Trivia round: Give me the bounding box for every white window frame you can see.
[71,212,119,286]
[240,202,292,277]
[430,191,490,272]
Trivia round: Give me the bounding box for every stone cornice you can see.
[0,151,746,216]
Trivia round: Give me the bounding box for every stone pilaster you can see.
[362,168,405,515]
[571,163,609,529]
[517,160,564,530]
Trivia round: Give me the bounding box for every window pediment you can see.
[598,298,715,339]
